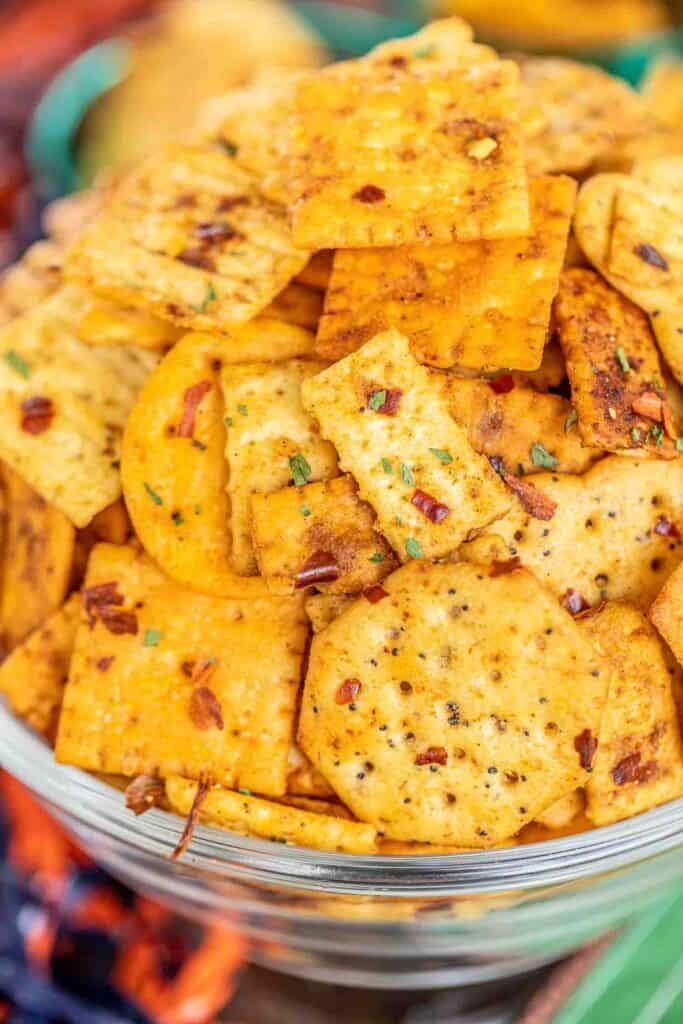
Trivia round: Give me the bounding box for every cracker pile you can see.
[0,17,682,856]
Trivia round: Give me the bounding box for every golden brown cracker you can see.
[299,560,607,846]
[56,543,307,795]
[302,330,511,562]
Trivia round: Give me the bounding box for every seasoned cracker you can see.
[295,250,333,292]
[0,296,156,526]
[316,175,574,370]
[554,269,679,455]
[289,51,529,248]
[222,358,337,575]
[287,743,335,798]
[0,594,80,737]
[251,474,397,595]
[56,544,307,795]
[650,563,683,668]
[0,465,75,652]
[123,331,276,599]
[65,144,310,334]
[165,776,377,854]
[299,560,607,846]
[534,790,585,831]
[435,372,598,475]
[48,283,181,351]
[466,456,683,608]
[517,57,655,176]
[580,602,683,825]
[302,330,510,562]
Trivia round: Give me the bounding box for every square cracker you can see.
[251,474,397,595]
[288,55,529,249]
[301,329,510,562]
[55,543,308,796]
[221,358,338,575]
[580,602,683,826]
[465,456,683,609]
[65,143,310,335]
[316,174,575,370]
[165,776,377,854]
[0,594,80,737]
[650,563,683,668]
[0,465,75,652]
[554,269,679,456]
[435,373,598,476]
[0,296,156,527]
[299,560,607,846]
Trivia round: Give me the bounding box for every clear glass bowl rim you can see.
[3,703,683,899]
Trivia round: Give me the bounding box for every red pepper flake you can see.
[295,550,340,589]
[612,752,658,786]
[21,396,55,435]
[368,387,402,415]
[172,778,210,860]
[335,678,361,705]
[190,657,218,685]
[574,729,598,771]
[83,581,124,626]
[488,374,515,395]
[561,589,590,616]
[96,656,115,672]
[632,390,664,422]
[125,775,165,816]
[178,379,212,438]
[489,557,521,577]
[415,746,448,766]
[352,184,386,203]
[99,608,139,636]
[503,472,557,521]
[189,686,224,731]
[654,516,680,538]
[634,243,669,271]
[411,488,450,524]
[363,584,389,604]
[177,247,216,271]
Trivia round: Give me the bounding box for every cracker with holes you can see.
[0,296,156,527]
[650,563,683,668]
[198,68,302,205]
[0,466,75,651]
[315,175,574,370]
[165,776,377,854]
[574,162,683,385]
[251,474,397,594]
[580,602,683,825]
[288,47,529,249]
[299,560,607,846]
[435,373,598,475]
[65,144,310,334]
[517,57,655,176]
[55,544,307,795]
[465,456,683,609]
[0,594,80,737]
[554,269,679,456]
[302,330,510,562]
[122,326,313,597]
[222,358,337,575]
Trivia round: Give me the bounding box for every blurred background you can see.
[0,1,682,1022]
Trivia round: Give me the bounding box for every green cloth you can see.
[556,888,683,1024]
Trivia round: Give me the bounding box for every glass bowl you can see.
[2,704,683,991]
